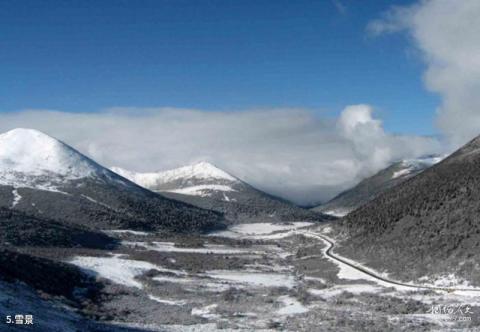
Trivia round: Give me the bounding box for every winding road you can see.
[299,230,480,293]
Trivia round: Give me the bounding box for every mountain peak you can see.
[179,161,237,181]
[2,128,56,143]
[111,161,238,188]
[192,161,218,169]
[0,128,102,188]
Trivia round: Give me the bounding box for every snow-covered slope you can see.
[0,129,223,232]
[0,128,96,177]
[313,156,442,217]
[113,161,236,184]
[0,128,117,192]
[390,156,442,179]
[112,162,327,224]
[112,162,238,197]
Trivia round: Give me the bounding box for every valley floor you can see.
[3,222,480,331]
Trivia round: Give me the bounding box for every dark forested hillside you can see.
[313,157,440,217]
[338,136,480,284]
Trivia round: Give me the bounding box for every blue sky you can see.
[0,0,437,135]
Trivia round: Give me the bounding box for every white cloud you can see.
[368,0,480,148]
[0,106,441,205]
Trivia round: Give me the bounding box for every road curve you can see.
[299,231,480,293]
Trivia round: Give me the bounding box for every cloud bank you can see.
[0,106,440,205]
[368,0,480,148]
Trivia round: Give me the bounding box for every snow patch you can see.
[204,270,296,288]
[191,304,220,319]
[148,295,186,306]
[322,209,350,217]
[392,156,443,179]
[10,189,22,208]
[276,296,309,315]
[153,275,193,284]
[209,222,313,239]
[392,168,412,179]
[419,274,473,288]
[124,241,261,255]
[81,194,117,211]
[104,229,151,236]
[166,184,236,197]
[70,254,158,289]
[321,226,332,234]
[309,284,383,299]
[152,267,296,292]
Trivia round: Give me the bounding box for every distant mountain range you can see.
[338,137,480,284]
[112,162,327,223]
[0,129,224,237]
[313,156,442,217]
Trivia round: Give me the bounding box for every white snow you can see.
[111,161,237,190]
[104,229,151,236]
[418,274,473,288]
[276,296,309,315]
[124,241,261,255]
[160,161,237,181]
[70,254,158,289]
[191,304,221,319]
[321,226,332,234]
[392,168,412,179]
[81,194,100,204]
[152,274,233,292]
[10,189,22,208]
[153,275,194,283]
[0,128,95,177]
[205,270,296,288]
[111,162,240,197]
[322,209,350,217]
[0,128,109,191]
[392,156,443,179]
[209,222,313,239]
[81,194,117,210]
[166,184,236,197]
[148,295,186,306]
[309,284,383,299]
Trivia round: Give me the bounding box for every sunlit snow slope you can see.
[0,129,223,232]
[112,162,327,224]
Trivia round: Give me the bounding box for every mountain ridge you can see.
[313,155,442,217]
[0,129,224,233]
[337,136,480,284]
[112,162,328,223]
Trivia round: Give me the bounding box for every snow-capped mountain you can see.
[112,162,326,223]
[0,128,118,192]
[112,162,238,198]
[313,155,442,217]
[0,129,223,232]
